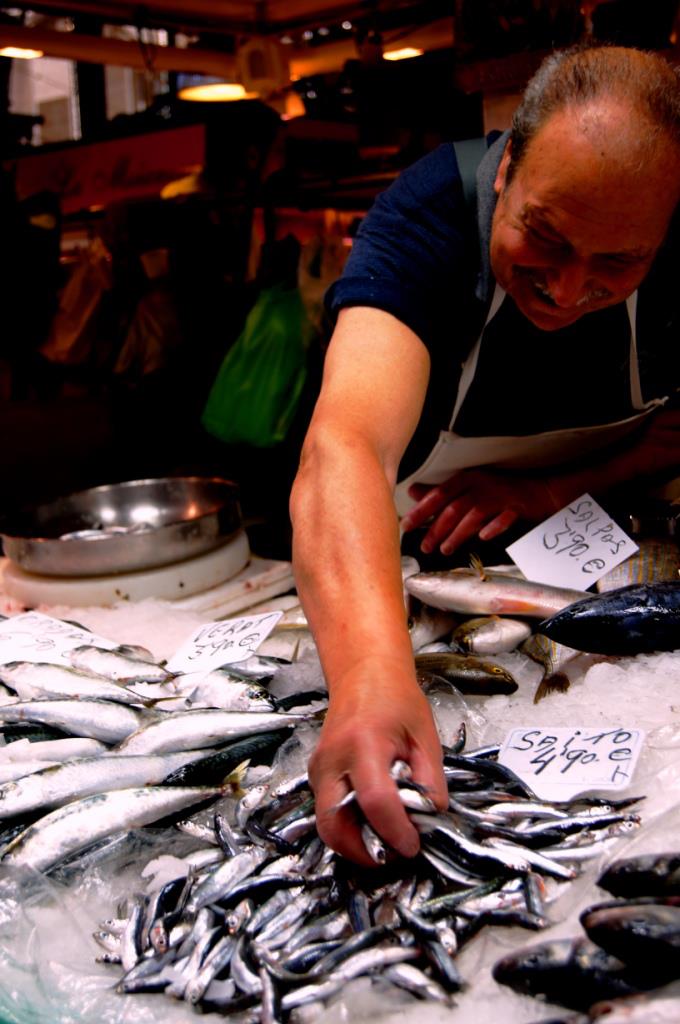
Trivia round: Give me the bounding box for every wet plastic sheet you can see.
[0,834,227,1024]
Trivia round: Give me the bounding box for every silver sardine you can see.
[117,708,314,755]
[2,783,232,873]
[0,698,145,743]
[68,645,175,683]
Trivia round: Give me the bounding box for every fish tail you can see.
[533,672,571,704]
[221,758,250,797]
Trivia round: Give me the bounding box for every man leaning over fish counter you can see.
[289,45,680,864]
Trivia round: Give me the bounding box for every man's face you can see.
[489,106,680,331]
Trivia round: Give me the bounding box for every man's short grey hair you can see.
[507,44,680,182]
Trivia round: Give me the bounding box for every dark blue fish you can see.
[538,582,680,655]
[492,937,643,1010]
[161,729,292,786]
[598,852,680,898]
[581,903,680,984]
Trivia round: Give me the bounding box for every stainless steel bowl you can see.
[0,477,242,577]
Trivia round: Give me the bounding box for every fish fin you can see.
[222,758,250,797]
[139,695,190,709]
[469,554,487,581]
[533,672,570,704]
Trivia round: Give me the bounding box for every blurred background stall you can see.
[1,0,678,558]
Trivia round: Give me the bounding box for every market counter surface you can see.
[0,578,679,1022]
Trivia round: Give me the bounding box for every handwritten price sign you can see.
[166,611,283,674]
[499,725,644,801]
[0,612,118,666]
[506,493,637,589]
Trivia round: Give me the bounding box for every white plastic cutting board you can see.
[1,530,251,607]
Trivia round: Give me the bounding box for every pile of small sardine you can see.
[82,719,645,1021]
[0,600,656,1022]
[493,850,680,1021]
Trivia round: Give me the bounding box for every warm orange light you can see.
[383,47,423,61]
[178,82,257,101]
[281,90,306,120]
[0,46,43,59]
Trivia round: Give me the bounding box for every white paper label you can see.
[166,611,283,674]
[0,612,119,666]
[505,493,637,590]
[498,725,644,802]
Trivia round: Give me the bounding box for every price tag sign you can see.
[506,493,637,590]
[499,726,644,802]
[0,612,119,666]
[166,610,283,674]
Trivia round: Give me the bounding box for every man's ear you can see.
[494,140,512,196]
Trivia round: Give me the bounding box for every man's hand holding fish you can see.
[309,658,448,865]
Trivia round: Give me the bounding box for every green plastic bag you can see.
[202,283,313,448]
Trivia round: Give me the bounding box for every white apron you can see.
[394,285,667,516]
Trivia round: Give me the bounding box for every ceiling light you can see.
[0,46,43,59]
[317,26,330,36]
[342,21,353,30]
[177,74,257,102]
[383,47,424,61]
[302,30,313,41]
